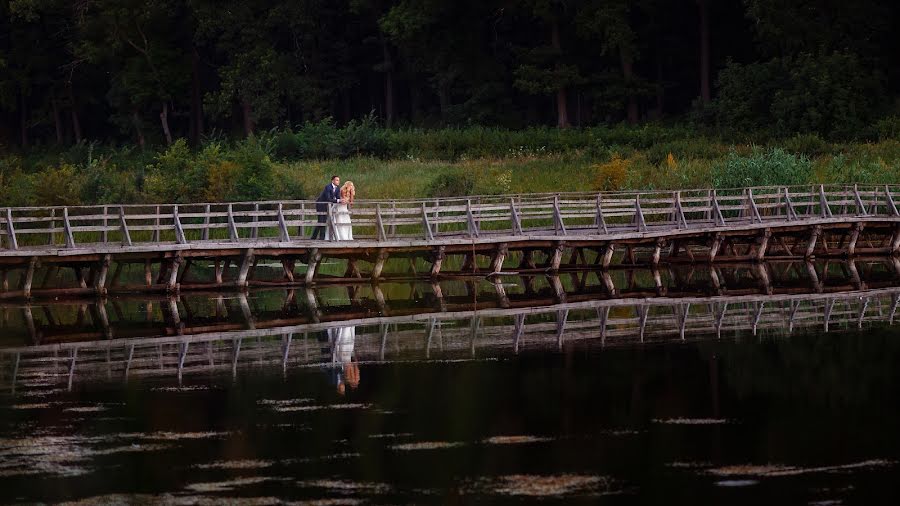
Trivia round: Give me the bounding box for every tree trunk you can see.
[160,102,173,145]
[381,39,394,128]
[19,89,28,148]
[551,19,570,128]
[698,0,711,104]
[51,90,63,144]
[132,110,146,150]
[241,98,254,137]
[620,48,639,124]
[189,47,203,146]
[68,85,82,143]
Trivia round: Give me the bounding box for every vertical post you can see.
[466,200,478,238]
[201,204,211,241]
[22,257,36,299]
[489,243,508,273]
[277,203,290,241]
[227,203,239,241]
[375,203,386,241]
[819,185,833,218]
[62,207,75,248]
[251,202,260,239]
[173,205,187,244]
[326,202,338,240]
[152,205,161,242]
[95,254,111,295]
[783,187,797,221]
[421,202,434,240]
[601,242,616,269]
[805,225,821,258]
[548,241,564,272]
[755,229,771,262]
[853,184,868,216]
[596,194,608,234]
[510,198,523,235]
[553,195,567,235]
[634,195,647,231]
[674,191,687,228]
[236,248,255,287]
[371,249,388,279]
[4,209,18,250]
[119,206,132,246]
[747,189,762,223]
[48,208,56,245]
[711,190,725,226]
[708,233,723,262]
[101,206,109,243]
[430,246,445,277]
[847,222,863,257]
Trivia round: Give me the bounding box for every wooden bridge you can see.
[2,184,900,299]
[2,282,897,391]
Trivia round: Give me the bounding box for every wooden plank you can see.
[819,185,832,218]
[674,192,687,228]
[251,203,260,240]
[236,248,255,287]
[711,190,725,226]
[783,187,797,221]
[886,185,899,216]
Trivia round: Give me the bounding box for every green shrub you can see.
[425,171,476,197]
[779,133,831,157]
[875,116,900,140]
[230,139,276,201]
[711,147,812,188]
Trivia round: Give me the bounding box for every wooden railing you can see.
[2,287,897,388]
[2,184,898,251]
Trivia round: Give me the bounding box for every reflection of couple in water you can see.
[328,326,359,395]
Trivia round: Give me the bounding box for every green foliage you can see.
[714,52,885,140]
[875,116,900,141]
[425,171,476,197]
[711,147,812,188]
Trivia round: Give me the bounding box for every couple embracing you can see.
[311,175,355,241]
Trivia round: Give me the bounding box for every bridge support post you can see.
[94,254,110,295]
[805,226,821,258]
[430,246,445,278]
[519,250,536,270]
[304,249,321,284]
[891,225,900,256]
[708,233,723,263]
[166,254,182,292]
[237,249,255,287]
[755,229,771,262]
[847,222,864,257]
[21,257,36,299]
[652,239,664,265]
[490,243,508,273]
[601,243,616,269]
[547,242,564,272]
[371,249,388,280]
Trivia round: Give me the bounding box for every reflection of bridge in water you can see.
[1,259,900,391]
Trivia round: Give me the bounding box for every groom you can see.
[311,175,342,240]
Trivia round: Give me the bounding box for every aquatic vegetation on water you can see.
[469,474,619,497]
[390,441,465,451]
[707,460,895,478]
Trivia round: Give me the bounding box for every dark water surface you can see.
[1,264,900,504]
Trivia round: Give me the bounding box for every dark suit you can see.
[311,183,341,239]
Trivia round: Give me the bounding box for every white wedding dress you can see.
[329,326,356,364]
[326,203,353,241]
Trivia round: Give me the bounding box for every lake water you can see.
[1,261,899,504]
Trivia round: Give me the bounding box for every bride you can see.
[327,181,355,240]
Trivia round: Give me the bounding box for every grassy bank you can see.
[3,123,900,206]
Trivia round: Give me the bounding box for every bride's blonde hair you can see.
[341,181,355,204]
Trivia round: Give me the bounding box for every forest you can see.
[1,0,900,205]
